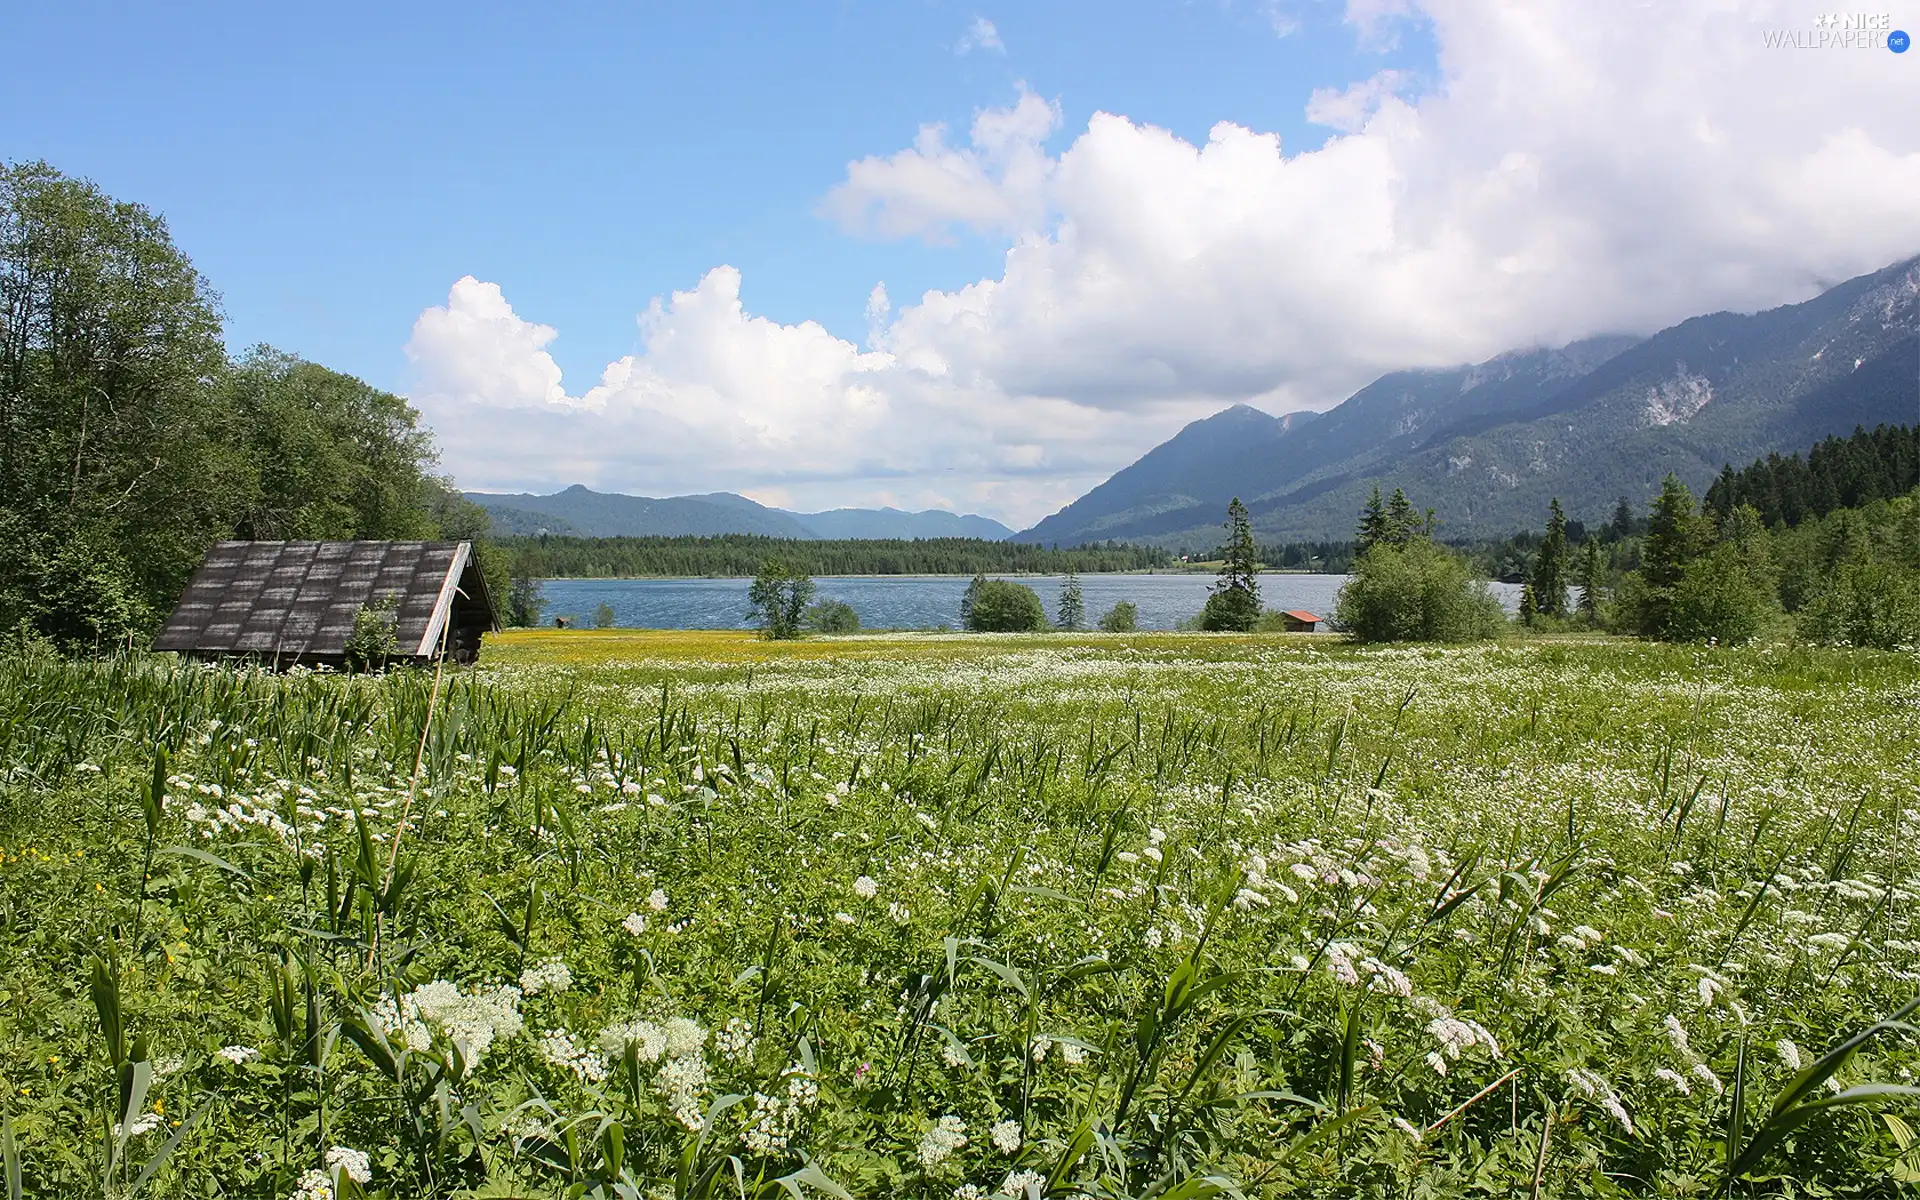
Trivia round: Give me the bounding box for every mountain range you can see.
[1015,254,1920,547]
[469,485,1013,541]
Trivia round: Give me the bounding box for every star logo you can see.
[1813,12,1836,28]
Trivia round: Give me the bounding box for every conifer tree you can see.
[1358,485,1388,552]
[1609,496,1634,540]
[1575,538,1604,624]
[1056,568,1085,630]
[1529,498,1570,618]
[1200,498,1261,631]
[1384,488,1418,546]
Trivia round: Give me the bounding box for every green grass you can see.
[2,634,1919,1197]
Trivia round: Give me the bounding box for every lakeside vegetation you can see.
[495,535,1174,581]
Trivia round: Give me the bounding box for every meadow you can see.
[2,630,1918,1198]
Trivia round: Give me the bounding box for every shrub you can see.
[592,602,616,629]
[343,595,400,671]
[1198,586,1261,632]
[1666,543,1773,643]
[1334,539,1505,643]
[805,599,860,634]
[1796,557,1920,649]
[965,580,1047,631]
[1097,600,1138,632]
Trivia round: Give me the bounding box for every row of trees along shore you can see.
[1,161,504,647]
[497,534,1171,579]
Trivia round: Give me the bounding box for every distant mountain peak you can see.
[467,487,1011,541]
[1013,253,1919,547]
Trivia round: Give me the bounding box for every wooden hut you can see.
[155,541,498,667]
[1278,610,1321,633]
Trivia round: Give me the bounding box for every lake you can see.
[537,573,1527,631]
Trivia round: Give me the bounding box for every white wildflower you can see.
[599,1019,668,1063]
[538,1030,609,1083]
[216,1044,260,1065]
[648,888,670,912]
[663,1016,705,1058]
[292,1168,334,1200]
[918,1115,967,1167]
[622,912,648,936]
[989,1118,1022,1154]
[717,1018,756,1061]
[1777,1039,1802,1071]
[996,1168,1046,1197]
[325,1146,372,1185]
[854,874,879,899]
[519,959,572,995]
[1654,1067,1691,1094]
[1691,1062,1725,1095]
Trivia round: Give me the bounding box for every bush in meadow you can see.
[1334,538,1505,643]
[963,579,1047,631]
[1096,599,1138,632]
[805,599,860,633]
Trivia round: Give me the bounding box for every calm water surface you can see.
[539,573,1525,632]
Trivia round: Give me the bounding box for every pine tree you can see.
[1358,485,1388,552]
[1201,498,1262,631]
[1056,568,1085,630]
[1384,488,1418,546]
[1529,498,1570,618]
[1575,538,1603,624]
[1609,496,1634,540]
[1628,474,1702,638]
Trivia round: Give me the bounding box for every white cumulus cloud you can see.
[818,85,1060,242]
[957,17,1004,55]
[412,0,1920,529]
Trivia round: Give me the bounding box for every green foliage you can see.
[1335,538,1506,643]
[963,579,1046,631]
[505,576,547,628]
[1097,600,1138,632]
[592,602,617,630]
[804,599,860,634]
[499,535,1172,579]
[1619,482,1778,643]
[0,161,499,648]
[1056,569,1085,631]
[342,595,400,672]
[1528,499,1570,619]
[1201,500,1260,631]
[747,560,815,639]
[1574,538,1605,625]
[1705,423,1918,528]
[3,639,1919,1195]
[1197,587,1261,632]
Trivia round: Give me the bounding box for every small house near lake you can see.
[1278,610,1321,633]
[155,541,498,668]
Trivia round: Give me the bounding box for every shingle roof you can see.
[1281,610,1321,622]
[155,541,492,660]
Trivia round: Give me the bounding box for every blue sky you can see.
[7,1,1434,390]
[9,3,1918,525]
